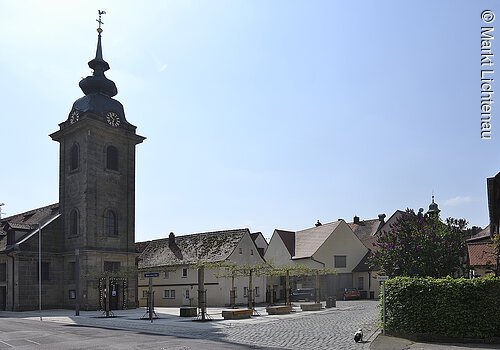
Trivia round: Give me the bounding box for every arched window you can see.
[104,210,117,236]
[70,209,79,235]
[106,145,118,171]
[70,144,79,171]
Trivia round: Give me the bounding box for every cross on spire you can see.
[79,9,117,97]
[97,10,106,34]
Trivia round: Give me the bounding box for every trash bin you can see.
[369,291,375,299]
[326,296,336,308]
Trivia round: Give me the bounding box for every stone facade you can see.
[0,25,144,311]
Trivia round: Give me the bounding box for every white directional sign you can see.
[377,275,389,281]
[144,272,160,278]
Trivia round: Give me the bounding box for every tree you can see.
[260,262,337,304]
[370,208,469,278]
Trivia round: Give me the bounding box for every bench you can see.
[222,309,253,320]
[266,305,292,315]
[300,303,322,311]
[180,307,197,317]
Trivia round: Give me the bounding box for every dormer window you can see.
[106,145,118,171]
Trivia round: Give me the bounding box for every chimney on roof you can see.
[378,214,386,223]
[168,232,175,247]
[353,215,360,224]
[315,220,322,227]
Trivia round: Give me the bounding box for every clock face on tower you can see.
[69,111,79,124]
[106,112,121,127]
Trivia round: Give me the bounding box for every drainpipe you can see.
[6,249,16,311]
[5,243,20,311]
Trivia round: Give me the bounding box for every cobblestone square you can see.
[211,300,379,349]
[2,300,379,349]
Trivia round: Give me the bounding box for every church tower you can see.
[50,12,145,309]
[427,195,440,216]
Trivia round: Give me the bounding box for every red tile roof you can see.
[467,241,497,267]
[348,219,381,250]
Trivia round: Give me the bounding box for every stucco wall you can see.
[352,271,380,299]
[264,231,292,266]
[138,231,267,307]
[313,221,368,272]
[138,266,266,307]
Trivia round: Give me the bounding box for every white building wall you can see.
[352,271,380,299]
[264,231,292,266]
[138,231,267,307]
[313,221,368,272]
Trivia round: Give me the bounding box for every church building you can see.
[0,15,144,311]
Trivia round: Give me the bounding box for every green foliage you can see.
[492,234,500,277]
[203,261,337,278]
[383,276,500,338]
[370,209,469,277]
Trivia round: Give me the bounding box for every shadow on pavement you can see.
[371,334,500,350]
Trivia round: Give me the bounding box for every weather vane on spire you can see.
[97,10,106,34]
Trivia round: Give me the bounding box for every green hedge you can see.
[382,276,500,339]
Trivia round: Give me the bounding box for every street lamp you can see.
[31,223,42,321]
[38,223,42,321]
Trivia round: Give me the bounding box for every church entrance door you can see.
[109,282,119,310]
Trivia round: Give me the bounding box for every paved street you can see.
[0,317,250,350]
[0,300,379,349]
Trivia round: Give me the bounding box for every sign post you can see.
[144,272,159,323]
[377,275,389,334]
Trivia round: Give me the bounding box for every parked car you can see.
[290,288,316,301]
[340,288,361,301]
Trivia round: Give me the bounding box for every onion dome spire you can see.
[427,194,440,216]
[79,10,118,97]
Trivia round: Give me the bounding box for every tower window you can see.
[70,144,79,171]
[104,261,121,273]
[104,209,118,236]
[106,145,118,171]
[69,209,79,235]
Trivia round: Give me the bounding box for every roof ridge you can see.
[0,203,59,222]
[297,220,341,233]
[149,228,249,243]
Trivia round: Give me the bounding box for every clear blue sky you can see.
[1,1,499,241]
